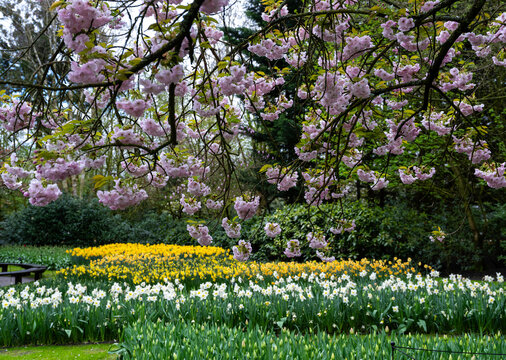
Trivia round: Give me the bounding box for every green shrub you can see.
[116,321,506,360]
[123,214,242,249]
[0,195,197,247]
[0,194,132,247]
[481,202,506,267]
[246,200,501,271]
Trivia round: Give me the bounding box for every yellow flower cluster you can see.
[58,244,429,284]
[68,243,229,260]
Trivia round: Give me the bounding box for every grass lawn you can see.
[0,343,117,360]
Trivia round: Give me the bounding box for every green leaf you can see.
[218,61,228,70]
[93,175,114,189]
[129,58,143,66]
[49,0,64,11]
[259,164,273,173]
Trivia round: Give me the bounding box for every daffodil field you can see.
[1,244,505,357]
[59,243,429,285]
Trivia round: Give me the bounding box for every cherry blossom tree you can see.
[0,0,505,260]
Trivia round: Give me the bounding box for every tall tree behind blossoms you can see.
[0,0,505,261]
[224,0,306,207]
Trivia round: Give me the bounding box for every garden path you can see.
[0,276,34,287]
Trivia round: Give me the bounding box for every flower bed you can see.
[1,271,504,346]
[0,244,503,347]
[116,321,506,360]
[60,243,428,285]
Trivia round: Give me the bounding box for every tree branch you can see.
[421,0,486,110]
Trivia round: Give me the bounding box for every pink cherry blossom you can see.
[234,195,260,220]
[139,79,165,95]
[187,178,211,196]
[36,158,85,182]
[232,240,252,261]
[374,69,395,81]
[330,219,356,234]
[187,224,213,246]
[421,1,440,13]
[371,177,389,191]
[97,180,148,210]
[316,250,335,262]
[155,65,184,85]
[264,222,281,238]
[116,99,150,118]
[284,239,301,258]
[139,118,168,137]
[222,217,241,238]
[453,137,491,164]
[421,111,452,135]
[307,232,327,249]
[381,20,397,40]
[342,35,373,61]
[350,78,370,98]
[180,194,201,215]
[398,168,417,184]
[456,101,484,116]
[84,156,107,170]
[261,5,288,22]
[111,126,144,146]
[248,39,290,60]
[200,0,229,14]
[1,172,22,190]
[357,169,376,183]
[206,199,223,210]
[68,60,106,84]
[414,166,436,180]
[398,17,415,32]
[0,101,37,132]
[24,179,62,206]
[474,163,506,189]
[121,161,149,177]
[266,167,298,191]
[57,0,112,34]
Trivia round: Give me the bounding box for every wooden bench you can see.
[0,263,48,285]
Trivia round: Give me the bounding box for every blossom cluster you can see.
[266,167,298,191]
[398,167,436,185]
[222,217,241,238]
[97,180,148,210]
[187,224,213,246]
[234,195,260,220]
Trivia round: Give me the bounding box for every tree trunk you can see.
[450,161,483,264]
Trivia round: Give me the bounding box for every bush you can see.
[0,194,131,247]
[246,200,502,272]
[246,201,433,262]
[0,194,244,248]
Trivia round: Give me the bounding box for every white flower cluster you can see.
[0,273,503,314]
